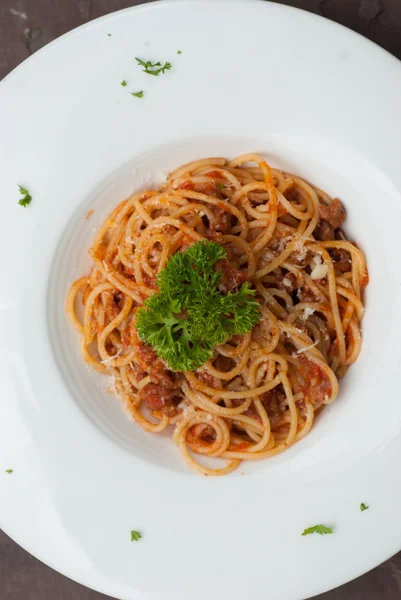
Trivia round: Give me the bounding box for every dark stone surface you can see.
[1,1,401,599]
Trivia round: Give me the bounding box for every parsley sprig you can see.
[136,241,260,372]
[302,524,333,536]
[135,57,172,76]
[18,185,32,207]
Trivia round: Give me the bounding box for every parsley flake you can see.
[18,184,32,207]
[131,91,144,98]
[216,183,227,190]
[360,503,369,512]
[5,469,13,474]
[136,240,261,372]
[121,80,127,87]
[107,33,111,37]
[135,57,172,76]
[130,530,142,542]
[302,524,333,536]
[177,50,182,54]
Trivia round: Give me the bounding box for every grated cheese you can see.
[107,373,121,396]
[178,401,195,418]
[276,237,288,253]
[294,241,308,262]
[263,249,274,262]
[295,340,319,355]
[310,263,328,280]
[101,347,123,365]
[135,170,168,190]
[300,306,316,320]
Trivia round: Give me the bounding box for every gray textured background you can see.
[1,1,401,598]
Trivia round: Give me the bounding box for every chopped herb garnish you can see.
[216,183,227,190]
[131,91,144,98]
[121,80,127,87]
[131,530,142,542]
[5,469,13,474]
[135,57,172,76]
[18,185,32,207]
[360,503,369,512]
[107,33,111,37]
[302,524,333,536]
[177,50,182,54]
[136,240,261,372]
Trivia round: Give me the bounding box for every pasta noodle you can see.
[67,154,368,475]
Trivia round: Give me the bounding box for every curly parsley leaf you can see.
[136,240,260,372]
[360,503,369,512]
[5,469,13,474]
[131,90,144,98]
[18,185,32,207]
[302,524,333,536]
[135,57,172,76]
[157,240,226,300]
[130,530,142,542]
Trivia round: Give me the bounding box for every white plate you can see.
[1,1,401,599]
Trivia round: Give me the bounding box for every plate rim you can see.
[1,1,401,599]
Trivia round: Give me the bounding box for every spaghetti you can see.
[67,154,368,476]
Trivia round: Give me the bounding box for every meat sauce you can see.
[188,423,215,444]
[179,180,195,191]
[314,199,345,238]
[230,385,287,427]
[104,291,124,320]
[319,198,346,229]
[197,370,220,389]
[179,180,231,237]
[134,344,181,412]
[330,248,352,273]
[260,386,287,424]
[297,354,331,405]
[297,286,319,303]
[215,258,248,292]
[211,206,230,233]
[141,270,157,288]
